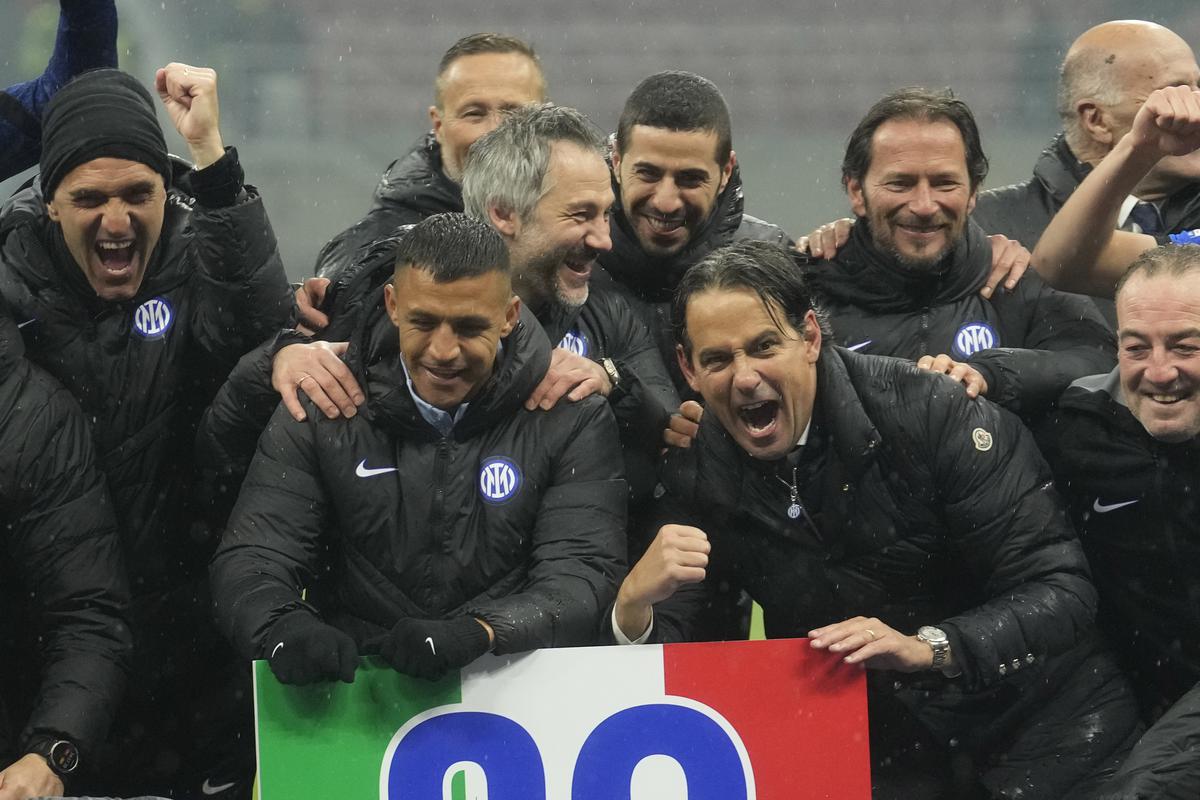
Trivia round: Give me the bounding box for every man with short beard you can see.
[597,71,791,391]
[805,88,1115,419]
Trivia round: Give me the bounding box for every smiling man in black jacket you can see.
[614,240,1140,798]
[804,87,1115,419]
[212,214,626,685]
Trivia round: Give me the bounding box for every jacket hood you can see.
[356,299,551,441]
[601,161,748,302]
[0,156,197,315]
[370,133,463,217]
[809,216,992,313]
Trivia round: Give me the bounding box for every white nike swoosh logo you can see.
[356,459,399,478]
[425,636,436,655]
[846,340,873,352]
[1093,498,1140,513]
[16,318,35,328]
[202,779,237,795]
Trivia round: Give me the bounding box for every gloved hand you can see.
[378,616,491,680]
[265,611,358,685]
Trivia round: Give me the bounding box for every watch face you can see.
[49,740,80,774]
[918,625,948,644]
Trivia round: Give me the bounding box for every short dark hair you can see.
[435,33,545,107]
[393,213,509,282]
[1116,243,1200,298]
[616,71,732,166]
[673,241,830,359]
[841,87,989,193]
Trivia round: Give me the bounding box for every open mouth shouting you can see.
[95,239,138,276]
[737,399,780,438]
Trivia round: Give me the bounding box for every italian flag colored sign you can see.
[254,639,870,799]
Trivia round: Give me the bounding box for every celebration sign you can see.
[254,639,870,799]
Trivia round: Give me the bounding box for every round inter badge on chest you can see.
[479,456,522,504]
[133,296,174,339]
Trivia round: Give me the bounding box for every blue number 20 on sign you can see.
[385,704,750,799]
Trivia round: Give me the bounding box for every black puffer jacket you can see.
[1098,681,1200,800]
[199,231,677,518]
[647,347,1139,797]
[211,300,627,657]
[1037,369,1200,719]
[597,164,791,392]
[973,134,1200,250]
[0,309,131,770]
[313,134,461,281]
[808,219,1115,418]
[0,150,293,592]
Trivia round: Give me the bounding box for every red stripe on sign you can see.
[663,638,870,799]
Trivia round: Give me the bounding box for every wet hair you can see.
[393,212,509,282]
[462,103,606,223]
[841,87,989,193]
[435,33,546,107]
[1116,243,1200,298]
[616,71,732,166]
[673,240,831,359]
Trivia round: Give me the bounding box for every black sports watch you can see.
[26,734,80,778]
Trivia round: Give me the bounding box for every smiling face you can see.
[385,265,520,411]
[612,125,732,258]
[46,157,166,301]
[1117,271,1200,443]
[847,118,976,271]
[430,52,546,183]
[679,287,821,461]
[505,141,614,310]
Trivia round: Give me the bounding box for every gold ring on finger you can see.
[864,628,877,641]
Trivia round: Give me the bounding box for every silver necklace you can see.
[775,466,802,520]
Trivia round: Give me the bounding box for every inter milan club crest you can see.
[479,456,522,504]
[133,296,174,339]
[952,322,997,359]
[558,329,589,357]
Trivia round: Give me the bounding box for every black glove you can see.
[265,612,358,685]
[378,616,491,680]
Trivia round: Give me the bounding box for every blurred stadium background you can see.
[2,0,1198,279]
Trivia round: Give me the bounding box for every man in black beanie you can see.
[0,63,292,799]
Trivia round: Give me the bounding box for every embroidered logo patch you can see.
[558,329,589,357]
[479,456,522,503]
[972,427,993,452]
[133,296,174,339]
[952,322,996,358]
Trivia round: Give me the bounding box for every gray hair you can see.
[461,103,606,223]
[1057,47,1125,153]
[1116,243,1200,298]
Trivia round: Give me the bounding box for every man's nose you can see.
[907,183,938,217]
[731,354,761,392]
[586,218,612,253]
[651,180,684,216]
[100,200,132,236]
[427,324,460,362]
[1145,349,1180,385]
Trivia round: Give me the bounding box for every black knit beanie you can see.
[39,68,171,199]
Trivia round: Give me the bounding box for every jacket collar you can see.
[1032,133,1092,205]
[810,216,991,313]
[371,133,463,216]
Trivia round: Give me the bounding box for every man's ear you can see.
[610,148,623,185]
[676,343,702,394]
[846,177,867,218]
[384,279,400,326]
[801,309,822,362]
[46,198,60,222]
[429,104,443,142]
[489,203,520,238]
[1077,101,1115,147]
[501,294,521,337]
[718,150,735,193]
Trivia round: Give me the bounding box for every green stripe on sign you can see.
[255,657,462,800]
[749,601,766,640]
[451,768,467,800]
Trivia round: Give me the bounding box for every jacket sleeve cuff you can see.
[190,146,245,208]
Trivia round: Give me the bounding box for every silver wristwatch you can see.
[917,625,951,670]
[601,357,621,390]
